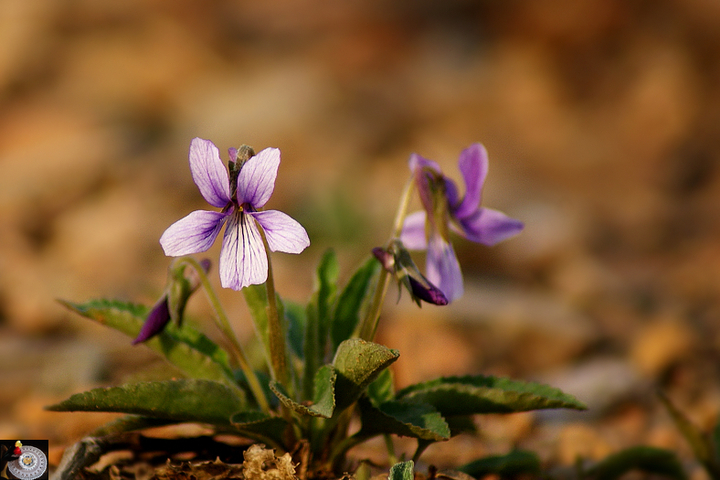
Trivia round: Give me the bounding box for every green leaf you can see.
[459,450,541,478]
[47,380,245,427]
[242,284,286,372]
[60,299,243,398]
[445,415,478,437]
[314,248,340,347]
[230,411,289,448]
[270,365,336,418]
[367,368,395,405]
[396,375,586,415]
[388,461,414,480]
[304,249,340,399]
[242,284,271,360]
[284,299,307,360]
[330,257,380,352]
[712,416,720,474]
[586,446,687,480]
[357,396,450,441]
[332,339,399,412]
[660,393,720,478]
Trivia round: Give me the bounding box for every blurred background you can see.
[2,0,720,473]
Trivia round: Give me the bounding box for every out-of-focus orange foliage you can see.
[2,0,720,475]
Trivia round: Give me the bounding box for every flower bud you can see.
[228,145,255,199]
[132,258,211,345]
[373,240,448,306]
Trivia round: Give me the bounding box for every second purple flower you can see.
[160,138,310,290]
[400,144,524,302]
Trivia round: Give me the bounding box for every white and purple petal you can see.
[400,211,428,250]
[219,213,269,290]
[455,207,524,246]
[237,147,280,208]
[189,138,231,208]
[251,210,310,254]
[453,143,488,219]
[426,235,464,303]
[160,210,230,256]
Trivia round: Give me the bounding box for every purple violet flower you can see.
[400,143,524,302]
[160,138,310,290]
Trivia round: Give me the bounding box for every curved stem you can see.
[384,434,398,465]
[359,176,416,341]
[391,176,417,239]
[256,228,296,440]
[174,256,270,413]
[412,440,432,464]
[257,229,289,388]
[328,431,378,473]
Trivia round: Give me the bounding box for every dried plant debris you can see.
[150,457,244,480]
[73,444,298,480]
[240,444,298,480]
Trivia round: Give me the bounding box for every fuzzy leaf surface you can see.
[396,375,586,415]
[47,380,245,426]
[60,299,242,396]
[389,461,415,480]
[270,365,336,418]
[230,411,289,447]
[332,339,399,411]
[358,397,450,441]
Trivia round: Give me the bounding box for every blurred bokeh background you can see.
[3,0,720,473]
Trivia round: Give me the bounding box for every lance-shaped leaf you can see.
[284,299,307,360]
[389,461,415,480]
[660,392,720,478]
[230,411,290,448]
[459,450,541,478]
[396,375,586,415]
[330,257,380,352]
[242,284,286,373]
[47,380,245,427]
[357,396,450,441]
[313,248,340,351]
[304,249,340,399]
[585,446,687,480]
[270,365,336,418]
[332,339,399,412]
[60,299,244,399]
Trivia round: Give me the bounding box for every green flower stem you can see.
[258,229,290,389]
[328,431,377,472]
[359,176,416,341]
[412,440,431,464]
[174,257,270,413]
[384,434,398,466]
